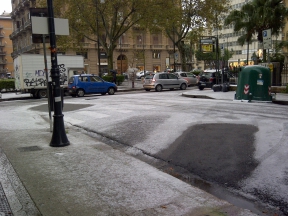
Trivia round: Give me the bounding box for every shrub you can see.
[284,84,288,93]
[0,79,15,90]
[102,75,125,85]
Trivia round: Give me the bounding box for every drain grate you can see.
[0,183,13,216]
[17,146,42,152]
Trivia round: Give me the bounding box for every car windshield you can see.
[145,75,154,79]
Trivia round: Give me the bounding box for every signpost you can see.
[262,29,272,49]
[263,29,272,63]
[200,38,214,53]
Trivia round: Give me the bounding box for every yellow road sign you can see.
[268,64,273,72]
[201,44,213,52]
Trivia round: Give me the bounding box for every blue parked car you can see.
[68,74,117,97]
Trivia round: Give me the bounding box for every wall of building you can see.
[0,14,13,77]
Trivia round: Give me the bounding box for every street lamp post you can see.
[142,34,145,76]
[95,0,102,76]
[47,0,69,147]
[139,35,145,76]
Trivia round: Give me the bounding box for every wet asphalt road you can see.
[158,123,259,189]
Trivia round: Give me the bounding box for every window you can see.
[152,52,160,59]
[79,76,88,82]
[76,52,87,59]
[180,73,187,77]
[159,74,168,79]
[90,76,102,82]
[168,73,177,79]
[152,35,159,45]
[100,52,107,58]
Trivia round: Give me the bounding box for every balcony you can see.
[0,60,7,65]
[166,45,174,50]
[117,44,130,51]
[0,51,7,55]
[0,34,4,38]
[0,43,5,47]
[0,25,3,29]
[24,20,31,29]
[0,69,8,73]
[9,28,20,40]
[150,45,163,49]
[134,44,146,49]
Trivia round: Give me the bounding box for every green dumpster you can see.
[235,65,272,101]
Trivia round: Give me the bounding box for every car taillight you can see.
[209,77,213,82]
[72,86,76,89]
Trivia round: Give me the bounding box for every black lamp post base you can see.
[50,114,70,147]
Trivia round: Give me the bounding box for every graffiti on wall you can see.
[23,78,47,87]
[23,64,67,87]
[58,64,67,85]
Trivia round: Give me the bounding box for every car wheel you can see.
[199,86,204,90]
[108,87,115,95]
[38,89,47,98]
[77,89,85,97]
[155,85,162,92]
[180,83,187,90]
[145,89,150,91]
[101,92,106,95]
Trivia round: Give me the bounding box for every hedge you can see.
[0,79,15,90]
[101,75,125,85]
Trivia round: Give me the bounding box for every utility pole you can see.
[96,0,101,76]
[47,0,69,147]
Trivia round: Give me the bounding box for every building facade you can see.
[9,0,197,75]
[0,12,13,78]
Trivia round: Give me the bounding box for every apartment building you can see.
[0,12,13,78]
[214,0,282,68]
[283,0,288,63]
[9,0,196,75]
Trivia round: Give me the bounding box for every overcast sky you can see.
[1,0,12,13]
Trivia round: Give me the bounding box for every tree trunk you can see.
[106,45,116,72]
[178,43,187,71]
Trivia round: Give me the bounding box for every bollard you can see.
[248,93,252,102]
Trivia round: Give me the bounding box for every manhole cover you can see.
[0,183,13,215]
[18,146,42,152]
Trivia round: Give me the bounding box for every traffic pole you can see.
[47,0,70,147]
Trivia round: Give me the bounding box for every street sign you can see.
[262,29,272,49]
[201,44,213,52]
[200,39,213,44]
[31,17,69,35]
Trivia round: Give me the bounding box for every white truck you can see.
[14,54,85,98]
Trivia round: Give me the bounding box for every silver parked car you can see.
[174,72,198,86]
[143,72,188,92]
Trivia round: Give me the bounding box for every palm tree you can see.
[225,0,288,62]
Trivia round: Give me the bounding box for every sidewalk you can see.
[0,84,262,216]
